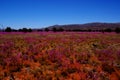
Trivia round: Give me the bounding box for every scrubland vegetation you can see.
[0,32,120,80]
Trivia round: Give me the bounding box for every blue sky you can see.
[0,0,120,29]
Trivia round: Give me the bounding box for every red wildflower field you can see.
[0,32,120,80]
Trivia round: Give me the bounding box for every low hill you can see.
[46,22,120,31]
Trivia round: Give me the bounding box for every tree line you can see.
[1,27,120,33]
[2,27,32,32]
[44,27,120,33]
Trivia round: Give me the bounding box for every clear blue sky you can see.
[0,0,120,29]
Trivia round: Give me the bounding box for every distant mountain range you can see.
[45,22,120,31]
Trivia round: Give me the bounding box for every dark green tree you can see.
[44,28,49,32]
[58,27,64,32]
[23,28,28,32]
[115,27,120,33]
[52,27,57,32]
[28,28,32,32]
[18,29,22,32]
[5,27,12,32]
[104,28,112,32]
